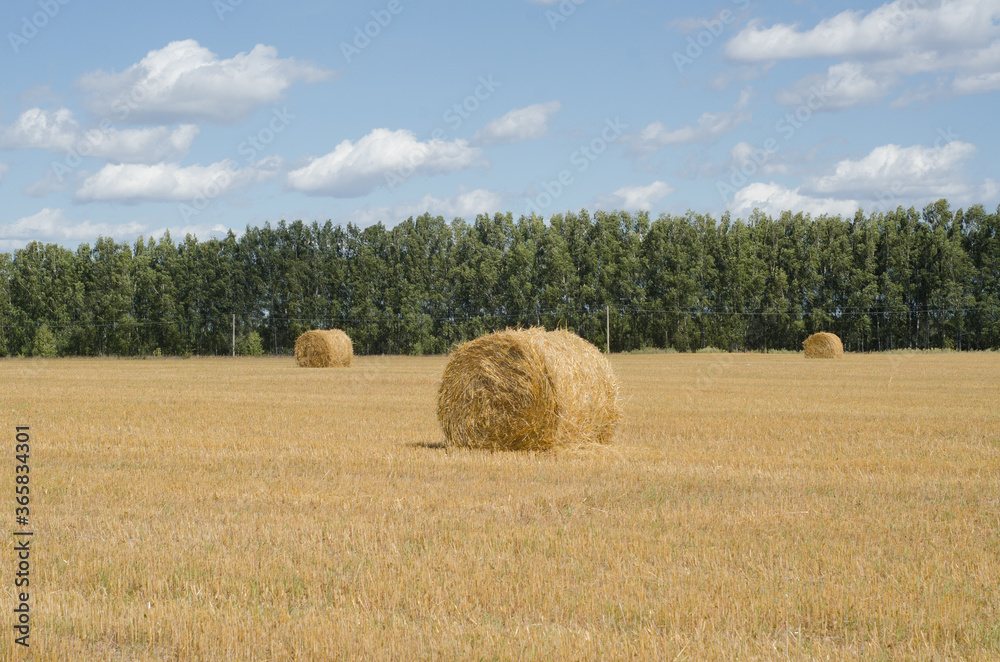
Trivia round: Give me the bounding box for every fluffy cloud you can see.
[0,207,146,251]
[726,0,999,60]
[78,40,332,124]
[286,128,487,198]
[1,108,198,163]
[627,88,751,156]
[1,108,78,151]
[981,178,1000,201]
[472,101,561,146]
[775,62,884,110]
[729,139,980,218]
[806,141,976,197]
[726,9,892,60]
[726,0,1000,108]
[74,157,281,203]
[0,162,10,184]
[953,70,1000,94]
[731,183,861,218]
[95,124,199,163]
[23,166,82,197]
[727,141,790,176]
[598,181,674,211]
[345,188,506,226]
[0,207,237,251]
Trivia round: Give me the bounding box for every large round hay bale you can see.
[803,331,843,358]
[437,327,622,451]
[294,329,352,367]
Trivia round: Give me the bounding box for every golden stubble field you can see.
[1,351,998,661]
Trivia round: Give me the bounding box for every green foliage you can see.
[236,331,264,356]
[2,200,999,355]
[32,323,57,358]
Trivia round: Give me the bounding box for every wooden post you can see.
[606,305,610,354]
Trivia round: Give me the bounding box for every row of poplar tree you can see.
[2,199,999,357]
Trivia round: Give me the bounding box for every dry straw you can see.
[803,332,844,359]
[437,327,622,451]
[294,329,353,367]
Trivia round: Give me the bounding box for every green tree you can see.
[845,211,879,351]
[965,204,1000,348]
[10,242,78,355]
[536,213,577,332]
[920,200,975,349]
[0,252,17,356]
[32,323,57,358]
[722,214,765,351]
[236,331,264,356]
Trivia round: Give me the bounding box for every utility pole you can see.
[606,304,610,354]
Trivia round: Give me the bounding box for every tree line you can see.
[1,199,998,357]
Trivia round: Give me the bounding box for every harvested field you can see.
[2,352,998,660]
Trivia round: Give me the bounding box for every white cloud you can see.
[78,40,332,124]
[97,124,200,163]
[74,157,281,203]
[981,178,1000,201]
[953,71,1000,94]
[627,88,751,156]
[345,188,506,226]
[726,11,889,60]
[708,140,836,188]
[0,207,146,251]
[61,123,201,164]
[23,166,85,197]
[0,162,10,184]
[729,141,981,218]
[775,62,884,110]
[1,108,199,163]
[806,141,976,197]
[727,0,1000,108]
[286,128,487,198]
[726,0,999,61]
[1,108,78,152]
[598,181,674,211]
[728,141,790,176]
[0,208,237,251]
[146,224,236,243]
[731,183,861,218]
[472,101,561,146]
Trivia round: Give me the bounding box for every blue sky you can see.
[1,0,998,250]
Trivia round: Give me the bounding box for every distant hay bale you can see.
[437,327,622,451]
[803,332,843,359]
[294,329,352,367]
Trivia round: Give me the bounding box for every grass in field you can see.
[2,352,999,660]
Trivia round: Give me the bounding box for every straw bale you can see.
[437,327,622,451]
[294,329,353,367]
[803,332,844,359]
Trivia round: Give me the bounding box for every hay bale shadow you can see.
[405,441,449,450]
